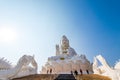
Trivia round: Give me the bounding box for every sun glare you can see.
[0,27,17,43]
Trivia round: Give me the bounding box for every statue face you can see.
[61,37,69,47]
[60,35,70,52]
[62,39,67,45]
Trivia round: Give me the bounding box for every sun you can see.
[0,27,17,43]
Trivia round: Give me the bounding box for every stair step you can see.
[54,74,76,80]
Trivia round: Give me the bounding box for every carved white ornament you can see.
[93,55,120,80]
[0,55,38,80]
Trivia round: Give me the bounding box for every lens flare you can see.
[0,27,17,43]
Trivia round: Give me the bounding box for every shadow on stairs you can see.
[54,74,76,80]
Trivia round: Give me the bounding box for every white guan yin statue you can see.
[93,55,120,80]
[40,35,93,74]
[0,55,38,80]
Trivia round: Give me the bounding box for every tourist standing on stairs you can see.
[47,70,49,74]
[50,69,52,74]
[74,70,78,75]
[86,70,89,74]
[71,70,73,75]
[80,69,83,75]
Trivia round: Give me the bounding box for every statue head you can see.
[60,35,69,52]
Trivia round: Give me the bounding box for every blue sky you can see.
[0,0,120,71]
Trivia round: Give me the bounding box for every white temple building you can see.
[40,35,93,74]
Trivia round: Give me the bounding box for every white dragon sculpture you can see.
[93,55,120,80]
[0,55,38,80]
